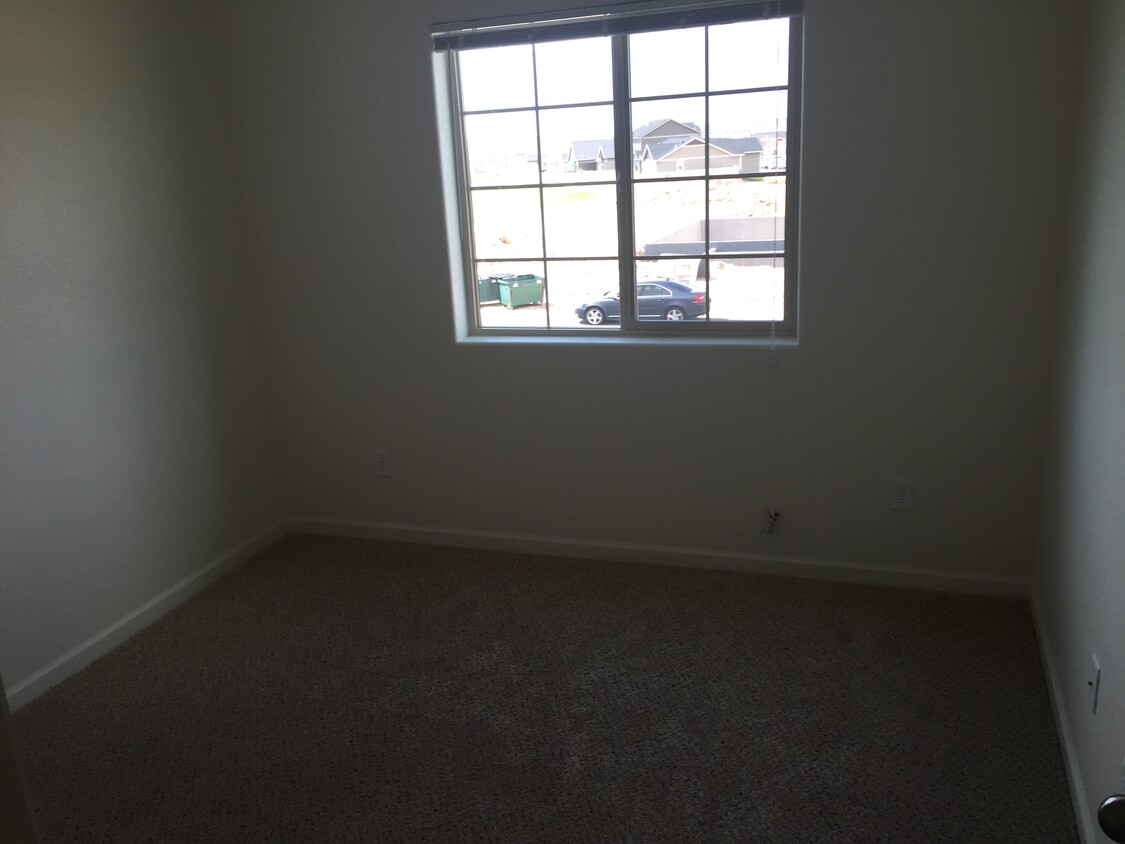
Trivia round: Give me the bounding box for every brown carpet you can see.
[12,533,1077,842]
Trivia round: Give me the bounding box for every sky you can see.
[458,19,790,160]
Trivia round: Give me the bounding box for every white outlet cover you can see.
[374,449,391,478]
[891,477,914,510]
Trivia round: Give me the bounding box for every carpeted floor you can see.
[12,534,1077,842]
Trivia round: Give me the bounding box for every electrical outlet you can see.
[1090,654,1101,714]
[764,509,781,534]
[374,449,391,478]
[891,477,914,510]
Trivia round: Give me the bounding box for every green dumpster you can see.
[477,273,511,305]
[497,274,545,308]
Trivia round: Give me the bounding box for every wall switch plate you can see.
[1090,654,1102,715]
[374,449,391,478]
[891,477,914,510]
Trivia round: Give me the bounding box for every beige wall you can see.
[221,0,1080,581]
[0,1,281,691]
[0,0,1085,703]
[1039,0,1125,838]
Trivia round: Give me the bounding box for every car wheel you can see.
[584,306,606,325]
[665,306,686,321]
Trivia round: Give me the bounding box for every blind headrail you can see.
[432,0,802,52]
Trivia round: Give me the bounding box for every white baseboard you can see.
[1029,589,1094,843]
[5,521,289,712]
[287,517,1030,599]
[4,517,1031,716]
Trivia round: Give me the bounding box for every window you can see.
[433,0,803,338]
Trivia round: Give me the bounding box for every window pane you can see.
[634,259,709,323]
[550,260,620,329]
[471,188,543,259]
[708,176,787,248]
[543,185,617,258]
[708,91,787,175]
[707,257,785,322]
[476,261,548,328]
[539,105,615,184]
[632,99,705,178]
[629,27,705,98]
[634,180,706,258]
[463,111,538,186]
[708,19,790,92]
[459,45,535,111]
[535,37,612,106]
[448,15,800,337]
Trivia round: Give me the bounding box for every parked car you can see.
[575,280,708,325]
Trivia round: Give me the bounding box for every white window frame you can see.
[433,0,803,341]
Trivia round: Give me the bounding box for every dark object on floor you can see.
[1101,793,1125,841]
[12,534,1078,842]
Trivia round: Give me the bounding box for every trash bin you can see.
[496,274,545,308]
[477,273,512,305]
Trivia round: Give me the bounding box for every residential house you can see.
[642,135,763,174]
[573,119,764,175]
[631,117,701,150]
[567,139,614,172]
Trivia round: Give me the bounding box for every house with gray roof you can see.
[641,135,763,175]
[567,139,615,172]
[571,119,767,176]
[632,118,701,147]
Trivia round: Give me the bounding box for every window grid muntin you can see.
[452,16,799,336]
[625,23,788,329]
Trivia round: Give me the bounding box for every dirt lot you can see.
[472,175,786,261]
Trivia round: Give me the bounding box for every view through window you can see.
[439,4,801,335]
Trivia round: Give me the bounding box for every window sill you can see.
[455,330,799,348]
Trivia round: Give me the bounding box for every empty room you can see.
[2,0,1124,840]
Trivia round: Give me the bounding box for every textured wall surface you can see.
[0,1,280,687]
[223,0,1080,578]
[1039,0,1125,837]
